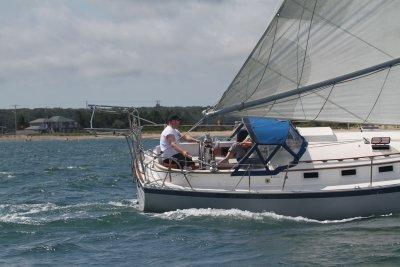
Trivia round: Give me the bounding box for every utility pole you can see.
[13,104,17,135]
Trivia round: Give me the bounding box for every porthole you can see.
[379,165,393,173]
[342,169,356,176]
[304,172,318,179]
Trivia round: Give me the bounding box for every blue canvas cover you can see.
[232,118,307,176]
[244,118,290,145]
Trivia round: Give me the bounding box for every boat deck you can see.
[138,129,400,194]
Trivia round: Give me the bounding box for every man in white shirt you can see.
[160,114,198,167]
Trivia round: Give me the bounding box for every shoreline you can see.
[0,131,232,142]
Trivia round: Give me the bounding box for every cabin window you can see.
[304,172,318,179]
[341,169,356,176]
[379,165,393,173]
[285,127,303,154]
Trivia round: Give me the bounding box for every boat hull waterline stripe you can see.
[141,183,400,199]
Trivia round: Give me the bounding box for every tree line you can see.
[0,106,239,133]
[0,106,357,134]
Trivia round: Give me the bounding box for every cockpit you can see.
[230,118,308,176]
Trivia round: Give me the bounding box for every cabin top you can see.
[297,127,337,142]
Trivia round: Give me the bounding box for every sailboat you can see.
[89,0,400,220]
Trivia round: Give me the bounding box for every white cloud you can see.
[0,0,279,108]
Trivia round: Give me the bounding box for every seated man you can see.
[217,129,253,166]
[160,114,198,168]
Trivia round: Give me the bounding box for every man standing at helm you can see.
[160,114,198,167]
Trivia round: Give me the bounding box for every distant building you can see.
[0,126,8,134]
[24,116,79,133]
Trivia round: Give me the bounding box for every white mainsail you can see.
[208,0,400,125]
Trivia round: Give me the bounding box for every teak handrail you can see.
[298,152,400,164]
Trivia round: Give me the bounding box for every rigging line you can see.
[259,100,277,118]
[296,3,307,84]
[217,1,307,107]
[242,49,398,114]
[311,92,367,123]
[292,0,394,59]
[298,0,318,121]
[236,83,349,120]
[312,83,335,121]
[244,10,280,102]
[335,65,395,84]
[273,84,332,105]
[221,0,300,105]
[254,1,286,59]
[245,71,391,123]
[177,116,205,142]
[297,0,317,88]
[217,2,396,112]
[216,3,287,105]
[137,116,159,125]
[207,57,400,118]
[363,66,392,124]
[237,84,333,114]
[250,58,299,86]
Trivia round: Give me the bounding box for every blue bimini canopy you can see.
[244,118,290,145]
[232,118,308,176]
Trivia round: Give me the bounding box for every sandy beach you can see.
[0,131,232,142]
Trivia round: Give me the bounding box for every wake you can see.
[152,207,379,224]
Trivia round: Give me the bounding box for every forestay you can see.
[208,0,400,125]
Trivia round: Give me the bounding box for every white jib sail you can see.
[210,0,400,125]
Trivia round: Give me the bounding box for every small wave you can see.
[0,203,57,225]
[45,166,87,172]
[0,171,15,178]
[30,243,82,253]
[67,166,80,169]
[108,199,137,207]
[0,200,137,225]
[153,208,369,224]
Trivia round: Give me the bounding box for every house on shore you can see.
[23,116,79,134]
[0,126,8,134]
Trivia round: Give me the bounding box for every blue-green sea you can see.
[1,138,400,266]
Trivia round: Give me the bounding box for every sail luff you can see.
[206,57,400,118]
[216,0,286,104]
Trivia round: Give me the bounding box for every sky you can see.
[0,0,279,109]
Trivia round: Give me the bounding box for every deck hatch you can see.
[371,137,391,150]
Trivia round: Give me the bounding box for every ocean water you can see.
[1,138,400,267]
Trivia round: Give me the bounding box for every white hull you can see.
[135,128,400,220]
[136,181,400,220]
